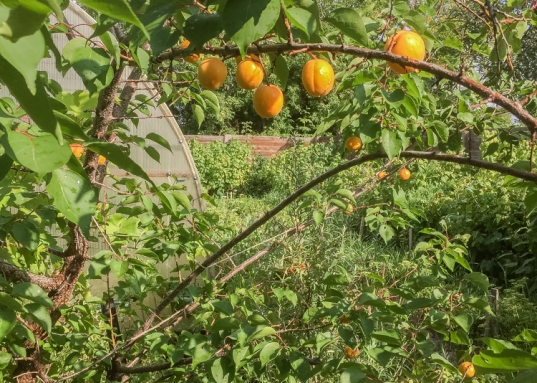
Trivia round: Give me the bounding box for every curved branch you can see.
[156,43,537,133]
[54,150,537,382]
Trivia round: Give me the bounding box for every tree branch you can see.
[0,259,60,291]
[156,43,537,133]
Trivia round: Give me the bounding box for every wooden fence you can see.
[184,135,341,157]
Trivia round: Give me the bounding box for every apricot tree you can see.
[0,0,537,382]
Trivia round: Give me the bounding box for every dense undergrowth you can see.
[192,139,537,351]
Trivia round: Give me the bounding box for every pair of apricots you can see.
[181,30,426,119]
[70,144,106,165]
[343,136,411,181]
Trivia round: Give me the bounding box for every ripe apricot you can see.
[70,144,84,158]
[377,171,388,180]
[345,136,362,151]
[198,58,228,90]
[253,85,284,118]
[384,30,426,74]
[236,58,264,90]
[98,155,106,165]
[301,59,335,97]
[180,40,202,64]
[399,168,411,180]
[344,346,360,359]
[458,362,475,378]
[235,54,261,65]
[343,204,354,214]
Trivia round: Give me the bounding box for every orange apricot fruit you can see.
[180,40,202,64]
[98,155,106,166]
[377,171,388,180]
[235,54,261,65]
[236,58,264,90]
[458,362,475,378]
[399,168,411,180]
[198,58,228,90]
[384,30,426,74]
[301,59,335,97]
[70,144,84,158]
[253,84,284,118]
[344,346,360,359]
[345,136,362,151]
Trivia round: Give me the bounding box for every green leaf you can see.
[260,342,280,366]
[335,189,356,203]
[283,290,298,307]
[325,8,369,47]
[322,274,348,286]
[464,272,489,291]
[285,7,317,39]
[0,308,16,342]
[514,329,537,342]
[222,0,280,57]
[371,330,401,346]
[381,129,402,159]
[379,224,395,243]
[0,293,25,312]
[146,132,172,152]
[0,153,13,181]
[62,38,111,93]
[0,351,12,370]
[403,12,426,34]
[12,221,40,251]
[211,317,240,332]
[54,111,89,139]
[206,357,234,383]
[427,129,438,147]
[453,313,473,333]
[247,325,276,341]
[12,282,53,307]
[340,365,366,383]
[431,353,458,373]
[76,0,149,40]
[458,112,474,124]
[46,168,97,237]
[274,55,289,89]
[1,130,70,174]
[381,89,405,108]
[191,343,213,369]
[25,303,51,333]
[473,349,537,373]
[85,141,153,184]
[443,36,464,51]
[192,104,205,128]
[201,90,220,114]
[110,258,128,279]
[432,121,449,143]
[465,297,495,316]
[524,190,537,214]
[0,58,61,141]
[184,13,223,48]
[0,26,44,94]
[0,4,48,40]
[509,368,537,383]
[170,191,191,213]
[312,210,324,225]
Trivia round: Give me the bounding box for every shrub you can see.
[188,139,252,196]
